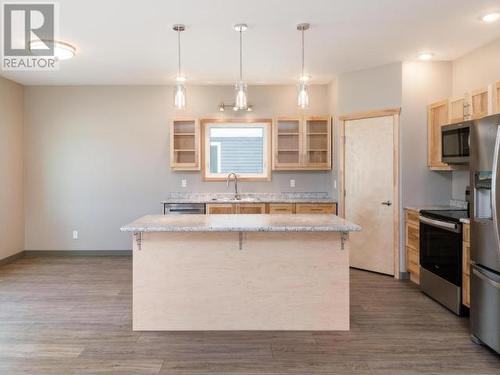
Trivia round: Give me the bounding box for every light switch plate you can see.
[181,178,187,188]
[290,179,296,188]
[72,230,78,240]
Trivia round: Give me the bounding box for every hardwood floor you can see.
[0,256,498,374]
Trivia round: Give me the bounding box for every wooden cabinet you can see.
[463,223,470,307]
[273,116,331,171]
[295,203,336,214]
[448,96,466,123]
[236,203,267,214]
[405,209,420,284]
[469,87,490,120]
[268,203,295,214]
[428,100,452,170]
[206,204,235,214]
[170,119,200,170]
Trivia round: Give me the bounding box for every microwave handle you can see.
[492,125,500,260]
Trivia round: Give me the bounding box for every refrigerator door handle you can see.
[473,267,500,290]
[492,125,500,260]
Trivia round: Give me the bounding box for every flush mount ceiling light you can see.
[173,24,187,109]
[418,52,434,61]
[234,23,248,110]
[29,40,76,60]
[297,23,310,109]
[481,12,500,23]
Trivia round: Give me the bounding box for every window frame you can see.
[201,119,272,181]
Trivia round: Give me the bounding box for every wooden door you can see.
[344,115,396,275]
[427,100,450,170]
[494,82,500,114]
[236,204,266,214]
[206,204,235,214]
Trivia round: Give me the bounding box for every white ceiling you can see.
[2,0,500,85]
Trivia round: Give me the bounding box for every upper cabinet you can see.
[469,87,489,120]
[170,119,200,171]
[273,116,332,171]
[448,96,465,124]
[428,100,451,170]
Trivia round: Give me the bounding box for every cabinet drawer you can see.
[295,203,336,214]
[206,204,235,214]
[268,203,295,214]
[406,224,419,251]
[236,204,267,214]
[463,223,470,243]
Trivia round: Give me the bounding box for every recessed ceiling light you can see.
[29,40,76,60]
[481,12,500,23]
[418,52,434,61]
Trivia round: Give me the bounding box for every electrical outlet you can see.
[72,230,78,240]
[290,179,296,188]
[181,178,187,188]
[334,180,337,189]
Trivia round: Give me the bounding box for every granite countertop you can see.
[121,214,361,233]
[161,192,336,204]
[404,205,459,212]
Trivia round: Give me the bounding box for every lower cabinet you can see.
[295,203,337,214]
[206,204,235,214]
[206,203,337,215]
[405,209,420,284]
[463,223,471,308]
[236,203,267,214]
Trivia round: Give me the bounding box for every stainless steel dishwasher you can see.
[163,203,205,215]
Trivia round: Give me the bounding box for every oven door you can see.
[419,216,462,286]
[442,123,470,164]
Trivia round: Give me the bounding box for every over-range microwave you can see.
[441,121,472,164]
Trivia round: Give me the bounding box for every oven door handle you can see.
[419,216,459,232]
[491,125,500,261]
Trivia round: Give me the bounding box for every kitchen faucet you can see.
[226,172,240,200]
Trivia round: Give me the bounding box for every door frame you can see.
[338,108,401,279]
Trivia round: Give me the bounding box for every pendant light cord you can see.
[301,28,305,78]
[239,29,243,81]
[177,29,181,78]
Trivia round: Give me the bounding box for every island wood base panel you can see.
[133,232,349,331]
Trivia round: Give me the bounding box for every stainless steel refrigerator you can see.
[470,113,500,354]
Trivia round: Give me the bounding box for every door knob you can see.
[381,201,392,206]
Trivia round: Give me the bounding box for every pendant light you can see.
[173,24,186,109]
[234,24,248,110]
[297,23,310,109]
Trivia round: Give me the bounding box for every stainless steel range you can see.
[419,209,469,315]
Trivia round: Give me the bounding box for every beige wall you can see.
[0,76,24,260]
[24,84,332,251]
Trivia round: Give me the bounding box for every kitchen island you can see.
[121,214,361,331]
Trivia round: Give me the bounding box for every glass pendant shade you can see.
[297,82,309,109]
[235,81,248,109]
[174,83,186,109]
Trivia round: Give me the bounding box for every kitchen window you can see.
[202,120,272,181]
